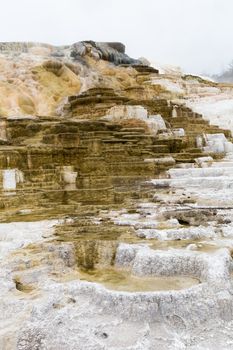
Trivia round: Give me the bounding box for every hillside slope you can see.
[1,42,233,349]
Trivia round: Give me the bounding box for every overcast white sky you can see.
[1,0,233,74]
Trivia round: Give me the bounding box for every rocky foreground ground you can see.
[1,41,233,349]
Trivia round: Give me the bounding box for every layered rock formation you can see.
[1,41,233,349]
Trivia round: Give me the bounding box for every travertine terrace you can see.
[1,41,233,349]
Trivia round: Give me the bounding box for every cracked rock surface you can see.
[1,41,233,349]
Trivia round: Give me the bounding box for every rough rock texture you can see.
[1,41,233,349]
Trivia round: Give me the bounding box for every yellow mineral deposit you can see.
[1,41,233,349]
